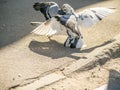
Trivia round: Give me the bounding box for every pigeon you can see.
[31,3,115,49]
[31,2,65,26]
[33,2,60,20]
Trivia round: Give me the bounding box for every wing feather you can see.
[31,17,62,36]
[77,7,115,27]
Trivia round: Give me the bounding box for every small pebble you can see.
[13,78,15,81]
[18,74,21,77]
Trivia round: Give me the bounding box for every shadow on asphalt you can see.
[29,39,88,60]
[0,0,104,48]
[107,69,120,90]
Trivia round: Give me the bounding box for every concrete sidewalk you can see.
[0,0,120,90]
[9,34,120,90]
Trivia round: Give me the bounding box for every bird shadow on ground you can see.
[80,39,115,53]
[29,39,87,60]
[107,69,120,90]
[29,39,115,60]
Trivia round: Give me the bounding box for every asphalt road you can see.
[0,0,102,47]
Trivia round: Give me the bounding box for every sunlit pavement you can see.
[0,0,120,90]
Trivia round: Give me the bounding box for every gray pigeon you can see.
[33,2,60,20]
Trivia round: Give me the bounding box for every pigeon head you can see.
[33,2,41,11]
[61,4,74,14]
[33,2,47,11]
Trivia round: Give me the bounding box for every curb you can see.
[63,38,120,75]
[9,34,120,90]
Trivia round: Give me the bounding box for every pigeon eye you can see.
[62,8,67,12]
[62,6,67,11]
[63,9,67,12]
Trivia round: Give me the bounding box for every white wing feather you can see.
[77,7,115,27]
[31,17,62,36]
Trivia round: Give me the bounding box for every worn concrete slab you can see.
[10,73,65,90]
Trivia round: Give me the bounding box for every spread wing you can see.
[31,7,115,36]
[77,7,115,27]
[31,17,66,36]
